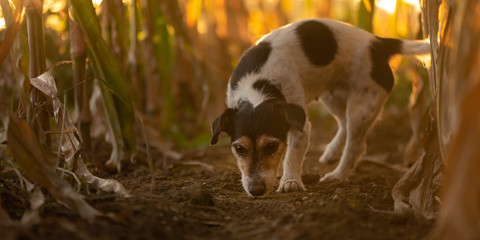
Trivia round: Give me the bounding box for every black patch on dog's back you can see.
[369,37,402,91]
[252,79,285,101]
[230,42,272,89]
[296,20,337,66]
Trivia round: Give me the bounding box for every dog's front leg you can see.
[277,121,311,192]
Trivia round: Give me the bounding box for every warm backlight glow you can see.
[44,0,65,13]
[403,0,421,11]
[91,0,131,5]
[376,0,397,14]
[376,0,421,15]
[0,18,5,29]
[403,0,420,5]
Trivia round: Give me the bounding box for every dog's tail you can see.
[379,38,430,56]
[399,39,430,55]
[379,38,431,67]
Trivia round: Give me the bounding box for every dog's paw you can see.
[319,154,339,164]
[320,170,347,182]
[319,142,344,164]
[277,178,306,193]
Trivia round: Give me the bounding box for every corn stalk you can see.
[68,0,137,171]
[391,0,444,218]
[101,0,128,72]
[0,0,24,66]
[140,0,159,117]
[25,0,51,147]
[127,0,141,105]
[152,3,175,127]
[393,3,480,238]
[432,0,480,238]
[69,15,91,161]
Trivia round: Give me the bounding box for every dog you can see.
[210,19,430,196]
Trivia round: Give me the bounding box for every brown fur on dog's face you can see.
[211,100,306,196]
[232,135,287,196]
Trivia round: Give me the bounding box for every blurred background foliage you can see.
[2,1,479,235]
[0,0,426,152]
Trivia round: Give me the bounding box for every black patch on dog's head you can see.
[232,100,305,142]
[296,20,337,66]
[369,37,402,91]
[230,42,272,89]
[252,79,285,101]
[210,100,306,144]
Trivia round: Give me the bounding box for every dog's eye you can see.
[234,145,248,156]
[263,142,279,155]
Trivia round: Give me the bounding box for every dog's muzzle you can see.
[247,179,266,196]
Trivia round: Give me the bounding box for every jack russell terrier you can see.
[210,19,430,196]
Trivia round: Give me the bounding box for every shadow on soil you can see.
[1,109,434,240]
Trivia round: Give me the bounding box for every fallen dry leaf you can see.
[31,72,129,196]
[7,112,100,222]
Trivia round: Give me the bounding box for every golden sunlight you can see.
[45,14,64,32]
[403,0,421,11]
[376,0,397,14]
[43,0,65,13]
[0,18,5,29]
[91,0,131,6]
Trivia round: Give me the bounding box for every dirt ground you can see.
[1,108,435,240]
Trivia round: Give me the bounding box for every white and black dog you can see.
[210,19,430,196]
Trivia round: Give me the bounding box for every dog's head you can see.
[211,99,305,196]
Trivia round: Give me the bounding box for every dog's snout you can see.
[248,183,266,196]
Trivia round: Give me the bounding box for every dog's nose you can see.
[248,184,266,196]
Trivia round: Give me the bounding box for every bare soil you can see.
[1,108,434,240]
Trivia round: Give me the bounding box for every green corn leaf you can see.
[68,0,136,168]
[358,0,375,32]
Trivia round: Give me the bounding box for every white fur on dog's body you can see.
[226,19,430,193]
[228,19,377,108]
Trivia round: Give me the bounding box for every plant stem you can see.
[358,0,375,32]
[69,15,92,161]
[128,0,142,106]
[25,0,51,146]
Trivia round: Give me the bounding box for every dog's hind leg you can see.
[277,120,311,192]
[319,90,347,164]
[321,85,388,182]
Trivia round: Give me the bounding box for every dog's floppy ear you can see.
[284,103,306,132]
[210,108,236,145]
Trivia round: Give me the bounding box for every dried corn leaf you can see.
[87,84,124,173]
[432,0,480,238]
[31,72,128,196]
[404,69,430,166]
[7,112,99,222]
[435,78,480,240]
[392,118,442,219]
[392,0,445,219]
[87,84,121,171]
